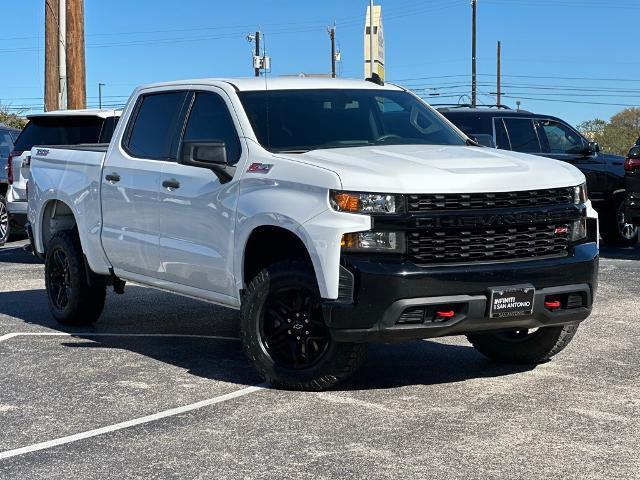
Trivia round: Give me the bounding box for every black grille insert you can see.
[408,187,575,212]
[408,224,569,265]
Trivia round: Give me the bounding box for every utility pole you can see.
[328,24,336,78]
[58,0,67,109]
[254,31,261,77]
[496,41,501,106]
[471,0,477,108]
[98,83,105,109]
[66,0,86,109]
[44,0,59,111]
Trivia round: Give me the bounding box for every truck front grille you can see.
[407,187,575,212]
[408,224,569,265]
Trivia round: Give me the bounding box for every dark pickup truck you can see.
[624,139,640,228]
[440,107,637,247]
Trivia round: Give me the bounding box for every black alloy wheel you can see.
[48,247,71,310]
[0,195,9,245]
[260,286,330,370]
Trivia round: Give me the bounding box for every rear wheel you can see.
[240,261,367,391]
[45,230,106,326]
[600,192,639,247]
[0,195,9,246]
[467,324,579,364]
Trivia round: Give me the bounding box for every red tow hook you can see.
[436,310,455,319]
[544,300,562,310]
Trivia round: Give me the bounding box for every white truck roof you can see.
[27,108,122,120]
[136,77,404,93]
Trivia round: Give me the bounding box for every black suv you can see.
[440,107,637,246]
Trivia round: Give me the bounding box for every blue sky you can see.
[1,0,639,126]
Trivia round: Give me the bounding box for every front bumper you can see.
[323,242,598,342]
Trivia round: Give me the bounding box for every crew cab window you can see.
[99,116,119,143]
[539,119,586,155]
[502,118,541,153]
[182,92,242,165]
[126,91,189,160]
[13,116,104,152]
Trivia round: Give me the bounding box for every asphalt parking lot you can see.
[0,238,639,479]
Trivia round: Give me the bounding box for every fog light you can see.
[341,231,405,253]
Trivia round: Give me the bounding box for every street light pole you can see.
[98,83,105,109]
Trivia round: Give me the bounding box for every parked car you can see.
[1,124,21,246]
[439,106,637,246]
[28,78,598,390]
[7,109,121,234]
[624,144,640,228]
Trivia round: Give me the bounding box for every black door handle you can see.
[105,173,120,183]
[162,179,180,190]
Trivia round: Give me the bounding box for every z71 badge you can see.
[35,148,50,157]
[247,163,273,173]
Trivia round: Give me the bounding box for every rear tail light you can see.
[7,153,13,184]
[624,157,640,172]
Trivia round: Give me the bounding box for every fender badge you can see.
[35,148,49,157]
[247,162,273,174]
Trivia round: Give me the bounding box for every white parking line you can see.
[0,384,267,461]
[0,332,240,343]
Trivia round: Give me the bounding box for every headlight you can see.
[330,190,403,214]
[574,183,588,204]
[341,231,406,253]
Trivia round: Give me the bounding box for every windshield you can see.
[238,89,467,153]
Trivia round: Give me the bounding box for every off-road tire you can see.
[0,194,9,246]
[240,260,367,391]
[45,230,106,325]
[600,191,639,247]
[467,324,580,364]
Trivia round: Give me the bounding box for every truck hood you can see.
[285,145,585,193]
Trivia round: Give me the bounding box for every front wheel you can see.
[0,195,9,246]
[467,324,579,364]
[240,261,367,391]
[600,192,639,247]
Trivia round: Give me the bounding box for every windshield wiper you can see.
[465,138,481,147]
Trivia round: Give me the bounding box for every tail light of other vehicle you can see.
[625,147,640,172]
[624,157,640,173]
[7,153,13,184]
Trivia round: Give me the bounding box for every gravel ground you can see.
[0,239,638,479]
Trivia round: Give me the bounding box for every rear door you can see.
[101,90,190,278]
[536,118,607,196]
[157,89,244,297]
[499,117,543,154]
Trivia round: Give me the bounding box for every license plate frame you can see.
[489,285,535,319]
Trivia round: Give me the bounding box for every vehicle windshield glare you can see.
[238,89,467,153]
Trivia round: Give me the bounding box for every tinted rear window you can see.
[13,116,105,152]
[0,130,15,158]
[441,112,491,136]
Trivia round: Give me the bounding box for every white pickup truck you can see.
[28,78,599,390]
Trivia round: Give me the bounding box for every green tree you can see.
[0,105,27,129]
[578,108,640,156]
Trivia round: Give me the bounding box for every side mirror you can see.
[588,141,600,154]
[179,141,234,183]
[470,134,496,148]
[180,141,227,167]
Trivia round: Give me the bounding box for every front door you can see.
[101,90,190,278]
[536,118,607,197]
[158,89,244,297]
